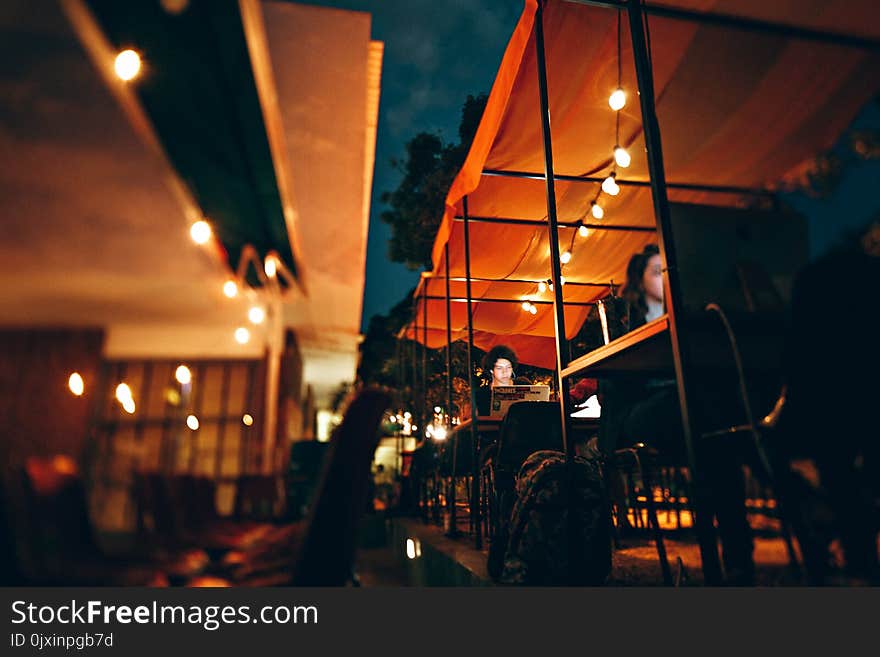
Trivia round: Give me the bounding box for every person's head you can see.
[623,243,663,308]
[482,344,518,386]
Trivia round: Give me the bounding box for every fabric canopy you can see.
[404,0,880,369]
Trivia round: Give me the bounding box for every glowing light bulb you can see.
[578,224,590,238]
[264,256,277,278]
[560,276,566,286]
[609,88,626,111]
[434,406,441,414]
[223,280,238,298]
[433,426,447,441]
[591,202,604,220]
[602,173,620,196]
[234,327,250,344]
[122,398,136,414]
[529,305,537,315]
[114,49,141,81]
[560,250,572,264]
[614,146,631,168]
[522,301,532,311]
[248,306,265,324]
[190,220,212,244]
[186,414,199,430]
[175,365,192,385]
[242,413,254,426]
[538,281,547,293]
[68,372,84,396]
[411,425,417,432]
[389,415,397,423]
[115,383,132,403]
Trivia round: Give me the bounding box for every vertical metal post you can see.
[444,242,458,536]
[463,195,482,549]
[422,283,428,433]
[626,0,722,584]
[534,0,574,462]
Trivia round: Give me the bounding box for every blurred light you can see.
[560,250,572,264]
[433,425,447,441]
[560,276,566,285]
[190,220,212,244]
[114,49,141,81]
[578,224,590,238]
[115,383,132,403]
[404,412,412,419]
[411,425,417,431]
[434,406,441,413]
[122,398,136,414]
[406,538,422,560]
[521,301,532,311]
[591,202,604,220]
[165,388,181,406]
[602,173,620,196]
[614,145,631,168]
[538,281,547,293]
[68,372,84,396]
[242,413,254,426]
[234,327,250,344]
[389,415,397,423]
[248,306,265,324]
[529,305,537,315]
[223,280,238,298]
[186,414,199,430]
[160,0,189,14]
[609,88,626,111]
[264,256,277,278]
[175,365,192,385]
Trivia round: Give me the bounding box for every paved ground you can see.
[354,514,801,587]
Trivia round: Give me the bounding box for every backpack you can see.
[500,450,612,586]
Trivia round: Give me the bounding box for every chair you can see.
[485,401,565,579]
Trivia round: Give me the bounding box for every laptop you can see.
[489,385,551,418]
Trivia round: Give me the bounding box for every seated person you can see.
[598,243,755,584]
[474,344,524,417]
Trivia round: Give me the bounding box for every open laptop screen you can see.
[489,385,551,418]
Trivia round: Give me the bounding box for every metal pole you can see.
[463,195,482,549]
[626,0,723,584]
[534,0,574,462]
[445,242,458,537]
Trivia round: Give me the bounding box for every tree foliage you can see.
[379,93,488,270]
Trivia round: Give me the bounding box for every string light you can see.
[591,202,604,220]
[529,305,537,315]
[560,250,572,264]
[190,220,212,244]
[609,88,626,111]
[68,372,84,396]
[538,281,547,293]
[614,145,631,168]
[579,224,590,237]
[242,413,254,426]
[234,327,250,344]
[264,255,277,278]
[175,365,192,385]
[248,306,265,324]
[521,301,532,311]
[114,49,141,81]
[115,383,132,403]
[223,280,238,298]
[602,173,620,196]
[186,414,199,430]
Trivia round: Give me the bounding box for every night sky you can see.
[306,1,880,332]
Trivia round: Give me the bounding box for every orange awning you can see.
[405,0,880,369]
